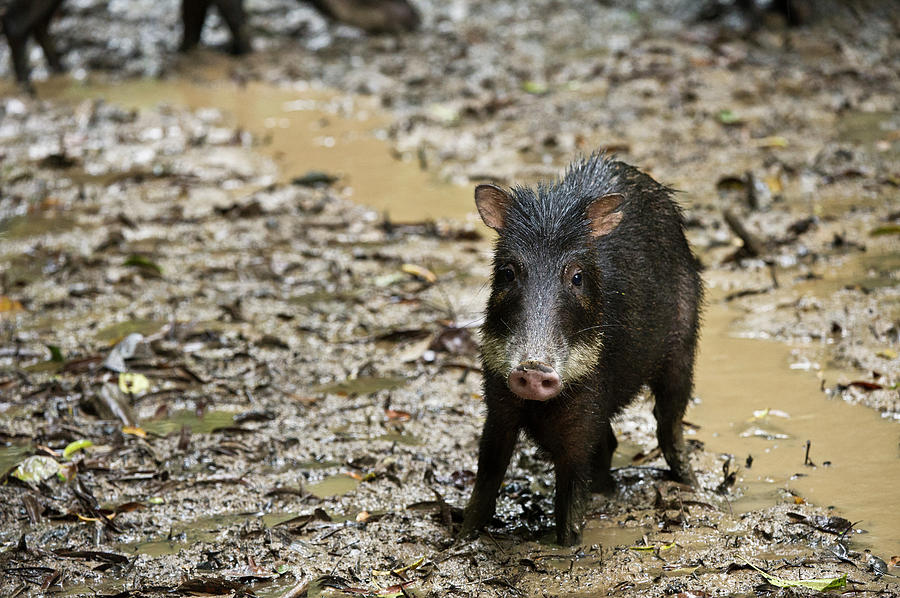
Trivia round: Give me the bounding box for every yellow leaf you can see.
[753,136,789,148]
[119,372,150,395]
[877,349,897,359]
[373,555,425,576]
[0,296,24,313]
[122,426,147,438]
[401,263,437,283]
[76,513,101,523]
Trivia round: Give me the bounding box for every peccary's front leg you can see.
[554,458,591,546]
[459,409,519,538]
[179,0,211,52]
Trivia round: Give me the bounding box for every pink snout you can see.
[508,361,561,401]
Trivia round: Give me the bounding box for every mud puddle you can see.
[0,443,32,479]
[33,59,473,223]
[117,511,304,557]
[140,409,244,436]
[307,474,360,499]
[694,303,900,556]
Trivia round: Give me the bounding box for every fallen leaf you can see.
[47,345,64,362]
[12,456,60,483]
[522,80,549,95]
[718,109,743,125]
[401,263,437,283]
[119,372,150,395]
[869,225,900,236]
[384,408,412,421]
[849,380,883,391]
[0,296,24,313]
[629,542,676,552]
[104,332,145,372]
[740,556,846,590]
[753,136,789,148]
[372,556,425,576]
[124,254,163,275]
[63,440,94,460]
[122,425,147,438]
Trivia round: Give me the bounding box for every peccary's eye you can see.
[571,270,583,287]
[498,265,516,283]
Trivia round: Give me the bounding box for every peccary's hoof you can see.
[178,40,197,53]
[229,38,251,56]
[456,525,480,542]
[556,528,583,547]
[668,466,698,487]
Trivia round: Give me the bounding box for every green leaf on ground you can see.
[63,439,94,459]
[740,556,847,590]
[718,109,743,125]
[124,255,163,275]
[47,345,64,362]
[869,225,900,237]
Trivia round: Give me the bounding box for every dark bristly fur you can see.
[463,153,703,546]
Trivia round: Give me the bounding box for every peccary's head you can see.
[476,156,625,401]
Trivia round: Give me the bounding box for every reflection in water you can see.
[37,64,473,223]
[694,305,900,556]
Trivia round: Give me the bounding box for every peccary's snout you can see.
[508,361,561,401]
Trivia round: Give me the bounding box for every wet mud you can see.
[1,0,899,596]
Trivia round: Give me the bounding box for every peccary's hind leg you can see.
[590,420,617,493]
[650,353,698,486]
[33,5,65,74]
[212,0,249,55]
[2,2,35,87]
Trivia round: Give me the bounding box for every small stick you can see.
[723,209,766,257]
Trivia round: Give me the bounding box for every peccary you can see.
[461,154,703,545]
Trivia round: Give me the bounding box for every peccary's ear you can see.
[475,184,512,231]
[586,193,624,238]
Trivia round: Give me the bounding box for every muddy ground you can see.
[1,0,899,596]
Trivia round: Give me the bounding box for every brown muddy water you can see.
[33,56,473,223]
[695,304,900,557]
[18,71,900,557]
